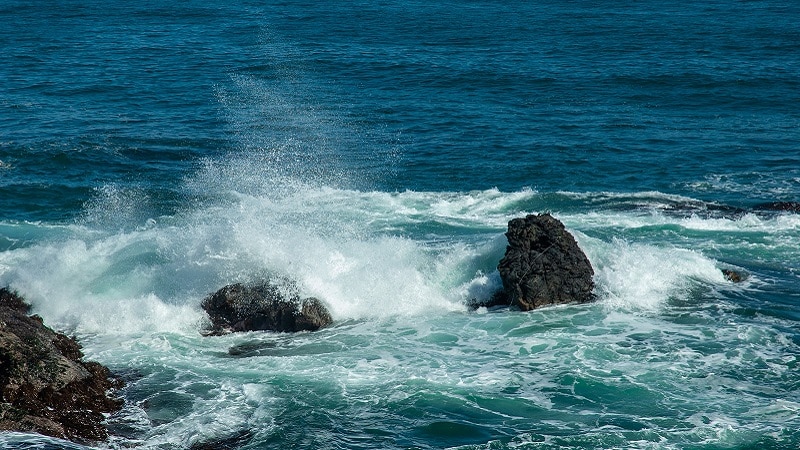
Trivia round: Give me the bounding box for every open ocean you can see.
[2,1,799,449]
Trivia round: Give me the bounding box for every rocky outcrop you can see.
[0,288,122,443]
[495,214,595,311]
[201,280,333,335]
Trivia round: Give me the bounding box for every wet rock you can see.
[721,269,746,283]
[753,201,800,213]
[0,287,123,443]
[496,214,595,311]
[201,280,333,335]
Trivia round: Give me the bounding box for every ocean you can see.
[1,0,799,448]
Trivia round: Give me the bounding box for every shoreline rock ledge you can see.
[494,213,595,310]
[0,287,122,443]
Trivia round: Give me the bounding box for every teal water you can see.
[1,1,799,449]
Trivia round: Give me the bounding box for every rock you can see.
[721,269,746,283]
[753,201,800,213]
[496,214,595,311]
[0,287,123,443]
[201,280,333,334]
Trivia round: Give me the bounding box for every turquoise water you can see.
[1,1,799,449]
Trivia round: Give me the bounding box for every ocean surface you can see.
[1,1,799,449]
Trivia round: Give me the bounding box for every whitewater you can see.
[2,0,800,448]
[2,171,799,448]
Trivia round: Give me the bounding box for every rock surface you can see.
[496,213,595,311]
[201,280,333,334]
[0,287,122,443]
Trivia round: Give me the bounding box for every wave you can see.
[2,180,780,338]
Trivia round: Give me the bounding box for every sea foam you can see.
[0,155,760,338]
[0,195,736,337]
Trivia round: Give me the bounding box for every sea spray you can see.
[1,187,798,449]
[2,0,800,447]
[587,236,726,311]
[1,186,765,334]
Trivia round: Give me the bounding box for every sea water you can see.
[1,1,799,449]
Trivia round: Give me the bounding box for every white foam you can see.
[0,179,790,335]
[689,171,800,199]
[558,189,701,205]
[563,208,800,234]
[0,232,204,335]
[582,235,725,311]
[2,186,520,333]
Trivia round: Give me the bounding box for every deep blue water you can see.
[1,1,799,449]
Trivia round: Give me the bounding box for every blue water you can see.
[1,1,799,449]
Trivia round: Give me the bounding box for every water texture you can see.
[1,1,799,449]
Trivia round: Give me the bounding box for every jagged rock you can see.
[0,287,122,443]
[201,280,333,335]
[496,214,595,311]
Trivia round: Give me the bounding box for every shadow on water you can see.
[224,338,349,358]
[220,322,369,358]
[189,430,254,450]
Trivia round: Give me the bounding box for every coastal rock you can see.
[201,280,333,335]
[0,287,122,443]
[496,214,595,311]
[753,201,800,213]
[722,269,746,283]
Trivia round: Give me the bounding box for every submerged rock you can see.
[201,280,333,335]
[496,214,595,311]
[189,429,254,450]
[0,287,122,443]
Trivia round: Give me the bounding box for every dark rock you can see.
[467,289,510,310]
[0,288,30,314]
[201,280,333,334]
[0,287,123,443]
[722,269,746,283]
[753,201,800,213]
[496,214,595,311]
[295,297,334,331]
